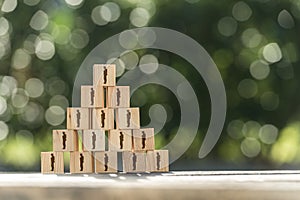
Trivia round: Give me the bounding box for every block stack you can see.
[41,64,169,174]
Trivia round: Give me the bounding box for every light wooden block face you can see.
[93,64,116,86]
[108,130,132,151]
[67,108,89,130]
[122,151,146,173]
[146,150,169,172]
[91,108,114,130]
[82,130,105,151]
[53,130,78,152]
[41,152,64,174]
[117,108,140,129]
[94,151,118,173]
[70,152,94,173]
[132,128,155,151]
[81,85,104,108]
[107,86,130,108]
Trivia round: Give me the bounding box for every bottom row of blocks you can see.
[41,150,169,174]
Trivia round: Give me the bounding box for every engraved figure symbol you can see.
[126,110,131,127]
[141,131,146,149]
[132,153,137,170]
[62,132,67,150]
[104,153,109,171]
[50,153,55,171]
[103,67,108,84]
[116,88,121,106]
[80,153,84,171]
[92,132,96,149]
[90,88,95,106]
[101,110,105,128]
[76,110,81,128]
[119,132,124,149]
[156,152,161,170]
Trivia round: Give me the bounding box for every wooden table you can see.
[0,171,300,200]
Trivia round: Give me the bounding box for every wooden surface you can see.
[1,171,300,200]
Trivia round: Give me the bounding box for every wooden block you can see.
[107,86,130,108]
[94,151,118,173]
[70,152,94,174]
[122,151,146,173]
[67,108,89,130]
[93,64,116,86]
[82,130,105,151]
[41,152,64,174]
[116,108,140,129]
[91,108,114,130]
[146,150,169,172]
[108,130,132,151]
[81,85,104,108]
[132,128,155,151]
[53,130,78,152]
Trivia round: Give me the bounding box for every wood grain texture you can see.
[94,151,118,173]
[108,129,132,151]
[53,130,78,152]
[81,85,104,108]
[82,130,105,151]
[107,86,130,108]
[91,108,114,130]
[132,128,154,151]
[122,151,146,173]
[70,152,94,174]
[116,108,140,130]
[146,150,169,172]
[67,108,89,130]
[41,152,64,174]
[93,64,116,86]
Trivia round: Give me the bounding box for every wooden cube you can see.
[41,152,64,174]
[70,152,94,174]
[94,151,118,173]
[132,128,155,151]
[108,130,132,151]
[67,108,89,130]
[91,108,114,130]
[53,130,78,152]
[82,130,105,151]
[122,151,146,173]
[93,64,116,86]
[116,108,140,129]
[107,86,130,108]
[146,150,169,172]
[81,85,104,108]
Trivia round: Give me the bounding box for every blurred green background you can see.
[0,0,300,171]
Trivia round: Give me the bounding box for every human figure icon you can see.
[62,132,67,150]
[50,153,55,171]
[132,153,137,170]
[119,131,124,149]
[80,153,84,171]
[116,88,121,106]
[103,67,108,84]
[101,110,105,128]
[90,88,95,106]
[126,110,131,127]
[92,132,96,149]
[156,152,161,170]
[76,110,81,128]
[141,131,146,149]
[104,153,109,171]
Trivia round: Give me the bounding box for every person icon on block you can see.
[156,152,161,170]
[104,153,109,171]
[103,67,108,84]
[126,110,131,127]
[62,132,67,150]
[141,131,146,149]
[132,153,137,170]
[116,88,121,106]
[80,153,84,171]
[92,132,96,149]
[90,88,95,106]
[50,153,55,171]
[119,132,124,149]
[101,110,105,128]
[76,110,81,128]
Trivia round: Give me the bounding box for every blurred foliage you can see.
[1,0,300,171]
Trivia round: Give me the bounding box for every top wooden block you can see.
[93,64,116,86]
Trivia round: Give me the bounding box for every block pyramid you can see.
[41,64,169,174]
